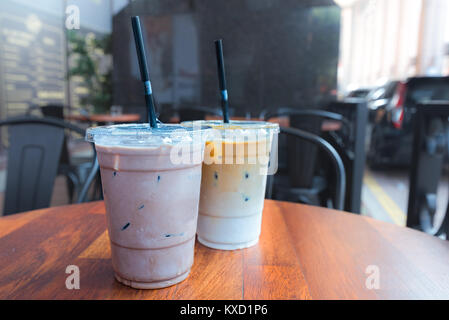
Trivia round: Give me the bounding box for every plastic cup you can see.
[182,120,279,250]
[86,123,210,289]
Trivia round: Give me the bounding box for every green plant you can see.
[67,30,112,114]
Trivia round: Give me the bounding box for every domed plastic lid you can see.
[182,120,279,132]
[181,120,279,142]
[86,123,211,147]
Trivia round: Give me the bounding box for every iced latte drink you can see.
[183,120,279,250]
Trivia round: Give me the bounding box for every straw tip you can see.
[131,16,140,24]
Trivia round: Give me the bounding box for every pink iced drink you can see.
[87,124,207,289]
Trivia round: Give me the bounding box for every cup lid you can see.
[86,123,211,147]
[181,120,280,133]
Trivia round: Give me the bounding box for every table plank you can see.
[243,201,311,299]
[0,204,105,299]
[89,114,140,123]
[65,114,140,123]
[282,202,379,299]
[0,200,449,299]
[281,201,449,299]
[366,219,449,298]
[173,243,243,300]
[0,208,47,238]
[78,230,110,259]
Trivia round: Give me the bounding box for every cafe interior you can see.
[1,0,449,300]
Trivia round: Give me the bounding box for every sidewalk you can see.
[361,168,449,228]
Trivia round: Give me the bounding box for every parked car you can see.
[346,87,372,98]
[366,80,400,122]
[368,76,449,169]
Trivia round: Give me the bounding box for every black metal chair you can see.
[0,116,98,215]
[35,104,95,203]
[178,106,223,122]
[40,105,65,118]
[264,109,350,127]
[266,125,346,210]
[407,102,449,238]
[39,104,76,201]
[259,107,294,121]
[264,109,349,210]
[325,100,367,213]
[266,126,346,210]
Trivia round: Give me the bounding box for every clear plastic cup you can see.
[86,123,210,289]
[182,120,279,250]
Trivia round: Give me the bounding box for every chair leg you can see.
[77,155,99,203]
[97,172,103,200]
[265,175,274,199]
[65,172,79,203]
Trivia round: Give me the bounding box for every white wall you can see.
[337,0,449,94]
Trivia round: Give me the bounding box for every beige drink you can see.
[183,120,279,250]
[87,124,209,289]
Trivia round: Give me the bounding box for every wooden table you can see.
[1,200,449,299]
[66,113,141,123]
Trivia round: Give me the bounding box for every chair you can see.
[407,102,449,237]
[263,108,350,130]
[39,105,74,198]
[0,116,98,215]
[178,106,223,122]
[266,126,346,210]
[264,109,349,209]
[40,105,65,118]
[325,100,367,213]
[259,107,298,121]
[38,104,94,203]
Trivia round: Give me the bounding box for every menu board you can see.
[0,1,66,118]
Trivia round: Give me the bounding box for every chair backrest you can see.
[279,126,346,210]
[40,105,64,119]
[39,105,71,166]
[406,102,449,234]
[0,116,87,215]
[259,107,293,120]
[288,114,324,188]
[325,100,367,213]
[265,108,349,188]
[178,106,223,122]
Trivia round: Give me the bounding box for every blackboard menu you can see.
[0,1,65,118]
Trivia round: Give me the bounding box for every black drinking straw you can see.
[131,16,158,127]
[214,39,230,123]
